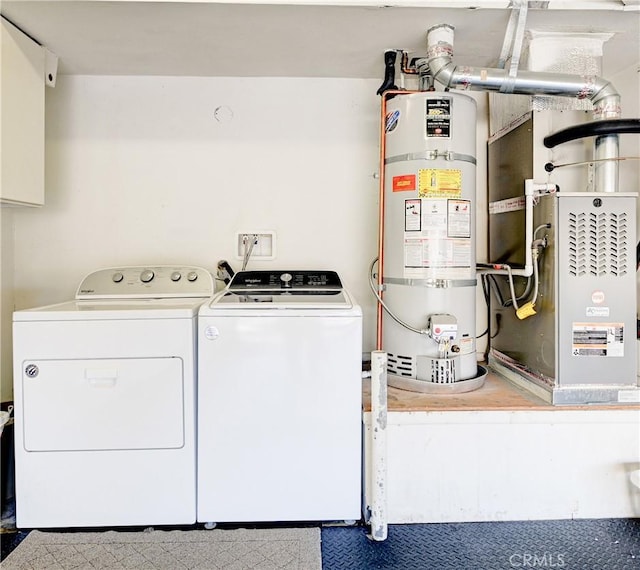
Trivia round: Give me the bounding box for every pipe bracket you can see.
[385,150,476,165]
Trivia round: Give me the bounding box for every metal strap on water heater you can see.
[383,277,477,288]
[385,150,476,165]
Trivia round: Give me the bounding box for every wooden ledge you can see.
[362,371,640,413]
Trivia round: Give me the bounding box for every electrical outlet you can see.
[236,231,276,260]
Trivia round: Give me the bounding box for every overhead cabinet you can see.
[1,17,45,207]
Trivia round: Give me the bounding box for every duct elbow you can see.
[427,57,457,89]
[591,80,621,119]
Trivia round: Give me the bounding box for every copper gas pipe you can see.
[400,52,419,75]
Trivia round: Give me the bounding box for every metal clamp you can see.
[385,150,476,166]
[384,277,477,288]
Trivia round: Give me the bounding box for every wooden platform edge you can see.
[362,368,640,413]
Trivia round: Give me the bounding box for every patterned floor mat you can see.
[0,527,321,570]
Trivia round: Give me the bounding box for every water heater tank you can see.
[382,91,485,393]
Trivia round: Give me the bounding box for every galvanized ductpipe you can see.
[417,23,622,193]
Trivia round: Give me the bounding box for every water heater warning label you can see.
[419,169,462,198]
[405,200,421,231]
[572,323,624,357]
[404,238,470,269]
[393,174,416,192]
[448,200,471,238]
[402,197,472,279]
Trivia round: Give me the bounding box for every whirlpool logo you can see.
[509,552,566,567]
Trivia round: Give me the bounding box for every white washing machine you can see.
[12,265,213,528]
[197,270,363,525]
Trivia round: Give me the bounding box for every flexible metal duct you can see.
[418,24,622,193]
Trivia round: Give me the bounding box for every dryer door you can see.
[20,357,184,451]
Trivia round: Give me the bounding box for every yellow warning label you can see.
[419,169,462,198]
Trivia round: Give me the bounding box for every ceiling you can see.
[1,1,639,80]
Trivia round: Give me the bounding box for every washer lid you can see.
[13,297,206,321]
[211,289,353,309]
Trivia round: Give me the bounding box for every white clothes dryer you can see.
[197,270,362,526]
[13,266,213,529]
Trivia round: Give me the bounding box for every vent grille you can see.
[387,353,413,377]
[430,358,457,384]
[567,211,628,277]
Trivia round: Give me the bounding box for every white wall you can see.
[21,75,384,294]
[0,208,15,402]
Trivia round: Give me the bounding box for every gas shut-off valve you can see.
[427,314,459,357]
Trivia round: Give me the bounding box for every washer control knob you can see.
[187,271,198,282]
[280,273,293,288]
[112,272,124,283]
[171,271,182,282]
[140,270,155,283]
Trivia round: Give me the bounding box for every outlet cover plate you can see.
[235,231,276,260]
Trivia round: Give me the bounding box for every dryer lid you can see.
[13,298,206,321]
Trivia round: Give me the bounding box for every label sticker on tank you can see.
[447,199,471,238]
[571,323,624,357]
[403,238,471,269]
[422,199,448,235]
[402,197,471,278]
[426,98,451,137]
[393,174,416,192]
[385,109,400,132]
[458,336,474,356]
[419,169,462,198]
[405,199,421,231]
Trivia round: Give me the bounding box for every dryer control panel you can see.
[76,266,214,299]
[229,270,342,291]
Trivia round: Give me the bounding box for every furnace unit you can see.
[488,114,639,405]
